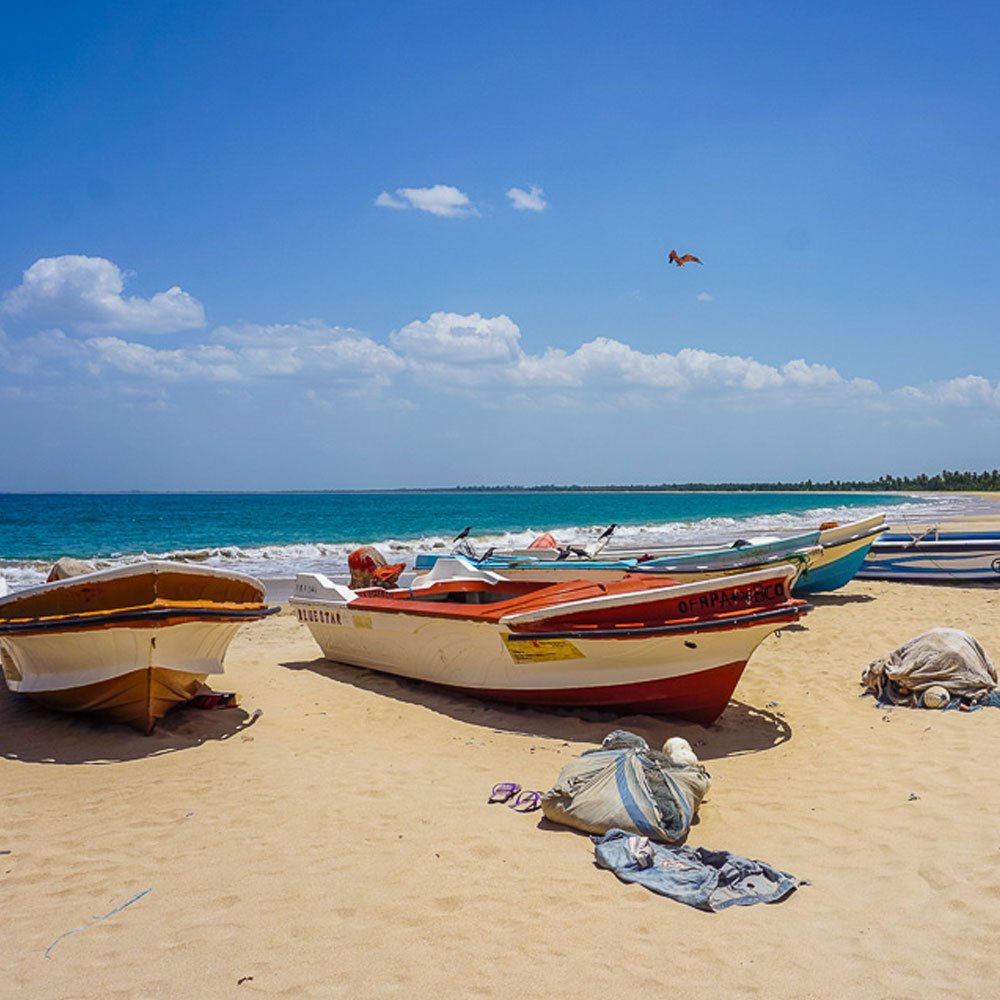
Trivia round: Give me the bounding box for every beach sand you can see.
[3,574,1000,998]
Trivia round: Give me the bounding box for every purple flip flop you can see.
[488,782,521,804]
[508,790,542,813]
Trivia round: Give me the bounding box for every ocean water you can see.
[0,490,988,593]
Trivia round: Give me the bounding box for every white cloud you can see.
[84,338,242,381]
[1,327,89,375]
[391,312,521,365]
[506,185,548,212]
[6,278,1000,418]
[374,191,407,210]
[1,255,206,334]
[0,320,401,391]
[896,374,1000,408]
[216,322,404,385]
[374,184,476,217]
[696,292,714,303]
[389,315,910,405]
[79,322,405,386]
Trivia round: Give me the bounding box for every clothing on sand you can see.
[593,828,801,911]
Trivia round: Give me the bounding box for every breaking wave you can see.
[0,493,980,594]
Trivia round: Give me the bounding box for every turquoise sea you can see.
[0,490,988,593]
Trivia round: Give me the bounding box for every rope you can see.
[889,506,971,582]
[45,888,152,959]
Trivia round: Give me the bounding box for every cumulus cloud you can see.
[387,314,916,407]
[374,184,476,217]
[1,255,206,334]
[84,338,242,382]
[374,191,407,209]
[894,374,1000,408]
[506,185,548,212]
[391,312,521,365]
[5,274,1000,417]
[0,319,403,390]
[696,292,714,303]
[82,322,405,386]
[213,322,405,384]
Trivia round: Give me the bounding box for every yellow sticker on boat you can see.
[503,634,583,663]
[352,613,373,629]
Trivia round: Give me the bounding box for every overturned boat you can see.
[291,557,810,724]
[0,561,278,732]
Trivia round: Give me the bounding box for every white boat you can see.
[291,556,810,724]
[0,561,278,731]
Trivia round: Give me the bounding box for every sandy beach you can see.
[4,563,1000,998]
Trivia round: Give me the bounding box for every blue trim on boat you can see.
[792,543,875,595]
[868,541,1000,555]
[880,532,1000,542]
[857,560,1000,579]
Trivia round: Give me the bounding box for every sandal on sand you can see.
[508,790,542,813]
[488,782,521,804]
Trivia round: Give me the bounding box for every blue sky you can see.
[1,1,998,490]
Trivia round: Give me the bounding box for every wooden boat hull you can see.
[0,562,277,731]
[793,529,884,594]
[25,666,208,733]
[291,565,807,723]
[0,617,250,732]
[293,607,790,724]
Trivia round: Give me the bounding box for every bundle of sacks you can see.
[861,627,997,709]
[541,730,710,843]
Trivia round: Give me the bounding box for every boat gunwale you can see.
[868,540,1000,554]
[0,559,268,608]
[0,603,280,635]
[291,566,805,635]
[501,601,812,641]
[818,522,888,550]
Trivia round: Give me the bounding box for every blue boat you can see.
[856,526,1000,582]
[414,515,886,595]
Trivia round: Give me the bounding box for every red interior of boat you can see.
[350,572,805,632]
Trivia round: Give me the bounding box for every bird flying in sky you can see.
[668,250,703,266]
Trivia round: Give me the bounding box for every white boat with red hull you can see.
[291,557,810,724]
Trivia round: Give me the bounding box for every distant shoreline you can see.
[0,487,997,497]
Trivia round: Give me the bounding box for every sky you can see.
[1,1,998,490]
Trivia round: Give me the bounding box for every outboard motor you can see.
[348,546,405,589]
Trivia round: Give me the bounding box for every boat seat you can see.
[410,556,507,591]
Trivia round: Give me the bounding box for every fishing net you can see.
[541,730,711,843]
